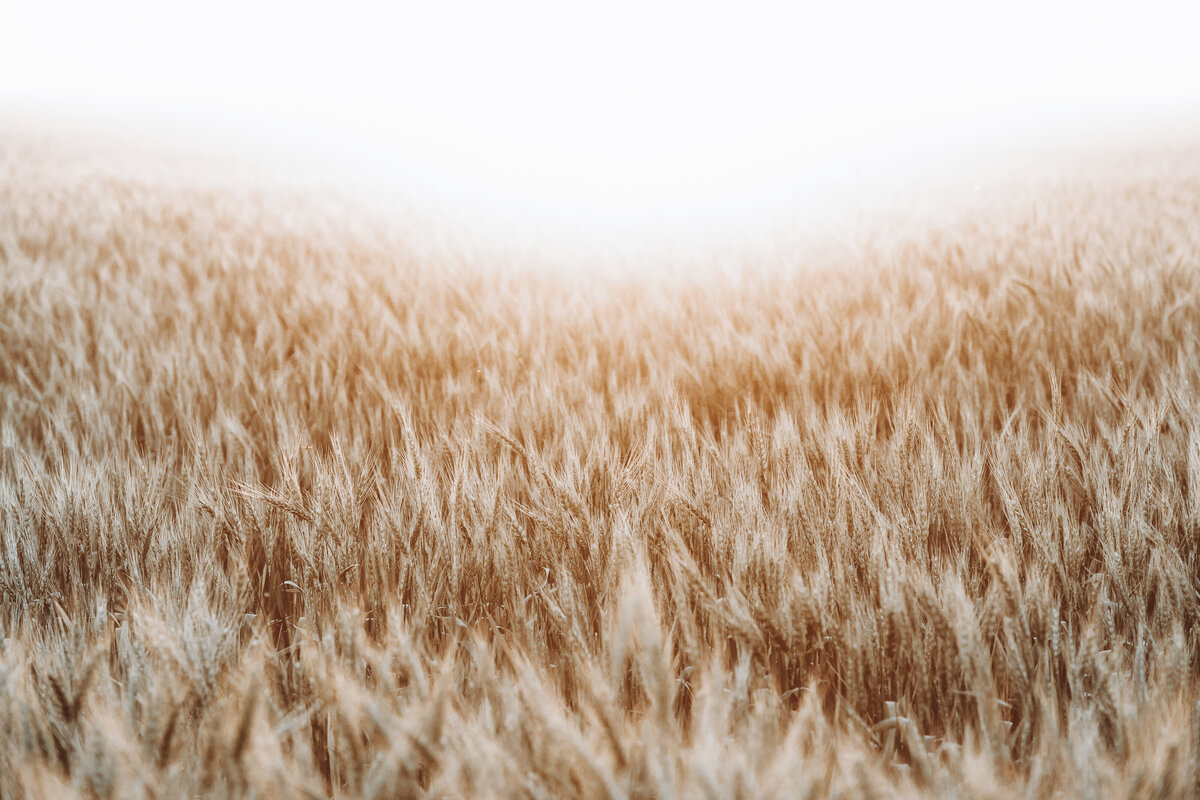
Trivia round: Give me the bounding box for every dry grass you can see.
[2,139,1200,798]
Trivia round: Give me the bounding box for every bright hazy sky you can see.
[3,1,1200,252]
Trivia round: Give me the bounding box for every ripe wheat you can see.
[1,139,1200,797]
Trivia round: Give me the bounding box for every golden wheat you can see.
[2,137,1200,798]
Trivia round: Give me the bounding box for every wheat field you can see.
[2,138,1200,798]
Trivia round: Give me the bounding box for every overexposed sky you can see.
[2,1,1200,252]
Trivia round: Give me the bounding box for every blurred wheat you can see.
[2,140,1200,798]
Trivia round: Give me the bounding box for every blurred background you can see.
[2,0,1199,258]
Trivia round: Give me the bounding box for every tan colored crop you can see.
[1,139,1199,797]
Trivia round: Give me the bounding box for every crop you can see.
[2,139,1199,797]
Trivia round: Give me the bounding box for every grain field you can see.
[2,140,1200,798]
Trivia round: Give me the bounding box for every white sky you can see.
[3,1,1200,254]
